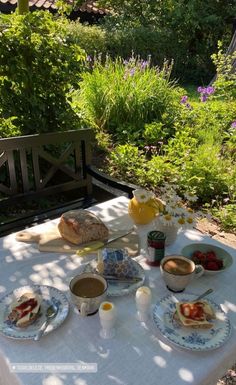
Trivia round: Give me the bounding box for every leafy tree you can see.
[99,0,236,82]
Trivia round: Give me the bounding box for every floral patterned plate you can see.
[153,293,231,351]
[0,285,69,340]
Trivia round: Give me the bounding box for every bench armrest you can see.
[86,165,139,199]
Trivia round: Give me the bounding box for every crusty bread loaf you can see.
[58,210,109,245]
[8,292,42,328]
[174,300,216,329]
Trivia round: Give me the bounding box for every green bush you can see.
[66,21,107,58]
[108,144,146,182]
[100,0,236,83]
[73,57,183,144]
[211,43,236,100]
[0,11,86,136]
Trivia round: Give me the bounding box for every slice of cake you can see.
[174,300,216,329]
[8,292,42,328]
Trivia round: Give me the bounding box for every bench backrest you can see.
[0,129,93,207]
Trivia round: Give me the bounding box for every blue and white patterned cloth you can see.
[102,248,139,278]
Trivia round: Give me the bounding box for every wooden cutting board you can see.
[15,227,139,257]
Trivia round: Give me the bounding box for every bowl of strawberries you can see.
[181,243,233,275]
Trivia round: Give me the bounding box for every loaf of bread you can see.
[58,210,109,245]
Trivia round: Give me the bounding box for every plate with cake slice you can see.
[153,293,231,351]
[0,285,69,340]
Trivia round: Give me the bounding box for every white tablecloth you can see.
[0,196,236,385]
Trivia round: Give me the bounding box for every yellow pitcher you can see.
[128,189,163,225]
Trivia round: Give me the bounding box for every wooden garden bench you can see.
[0,129,137,236]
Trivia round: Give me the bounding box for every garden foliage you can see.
[99,0,236,83]
[0,10,235,230]
[84,52,235,230]
[73,57,183,144]
[0,11,86,136]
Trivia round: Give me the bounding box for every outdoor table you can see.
[0,196,236,385]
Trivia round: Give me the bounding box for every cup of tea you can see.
[69,272,108,316]
[160,255,204,292]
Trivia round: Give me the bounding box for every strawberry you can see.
[193,251,202,259]
[197,253,206,263]
[205,261,219,271]
[206,251,217,260]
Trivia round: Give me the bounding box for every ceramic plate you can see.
[153,293,231,351]
[0,285,69,340]
[81,260,145,296]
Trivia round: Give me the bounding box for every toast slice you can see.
[174,300,216,329]
[8,292,42,328]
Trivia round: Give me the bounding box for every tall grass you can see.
[73,57,183,144]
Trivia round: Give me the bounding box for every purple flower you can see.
[140,60,149,70]
[197,86,204,93]
[201,94,208,102]
[231,121,236,128]
[86,55,92,62]
[180,95,188,104]
[206,86,215,95]
[198,85,215,102]
[129,68,136,77]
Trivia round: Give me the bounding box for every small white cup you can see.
[99,302,116,339]
[160,255,204,292]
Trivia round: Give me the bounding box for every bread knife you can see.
[76,230,133,256]
[104,275,142,283]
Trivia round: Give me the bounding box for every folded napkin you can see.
[102,248,139,278]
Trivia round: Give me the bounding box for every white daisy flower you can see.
[176,216,187,227]
[185,215,196,228]
[159,213,176,226]
[133,189,154,203]
[165,204,176,215]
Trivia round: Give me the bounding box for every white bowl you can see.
[181,243,233,275]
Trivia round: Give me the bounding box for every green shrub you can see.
[100,0,236,83]
[0,11,86,136]
[74,57,183,144]
[108,144,146,183]
[66,21,107,58]
[211,42,236,100]
[213,204,236,232]
[0,116,20,138]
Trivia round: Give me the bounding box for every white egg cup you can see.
[99,302,116,339]
[135,286,152,322]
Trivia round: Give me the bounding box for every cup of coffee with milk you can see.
[69,272,107,316]
[160,255,204,292]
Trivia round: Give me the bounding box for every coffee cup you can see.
[160,255,204,292]
[69,272,107,316]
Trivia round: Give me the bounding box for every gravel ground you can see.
[196,220,236,385]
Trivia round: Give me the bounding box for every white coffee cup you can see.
[160,255,204,292]
[69,272,107,316]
